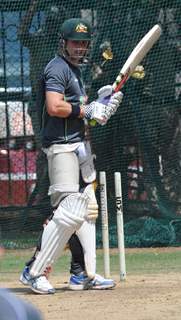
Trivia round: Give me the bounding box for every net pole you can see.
[99,171,110,278]
[114,172,126,280]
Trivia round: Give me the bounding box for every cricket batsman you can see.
[20,17,123,294]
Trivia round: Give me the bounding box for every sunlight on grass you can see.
[1,248,181,281]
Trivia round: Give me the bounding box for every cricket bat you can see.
[112,24,162,92]
[90,24,162,125]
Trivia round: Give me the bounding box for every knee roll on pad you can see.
[53,193,88,229]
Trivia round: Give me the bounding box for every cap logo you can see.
[75,23,88,33]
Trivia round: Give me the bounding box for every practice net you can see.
[0,0,180,249]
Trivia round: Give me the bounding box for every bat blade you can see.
[89,24,162,126]
[113,24,162,92]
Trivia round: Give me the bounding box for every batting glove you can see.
[84,91,123,125]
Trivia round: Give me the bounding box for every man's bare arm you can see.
[46,91,85,118]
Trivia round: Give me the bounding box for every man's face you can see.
[66,40,90,62]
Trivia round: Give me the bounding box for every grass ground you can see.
[1,247,181,320]
[1,246,181,279]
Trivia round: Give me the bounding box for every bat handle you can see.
[113,73,129,92]
[114,84,121,92]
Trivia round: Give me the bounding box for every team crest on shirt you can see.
[75,23,88,33]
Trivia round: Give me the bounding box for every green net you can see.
[0,0,180,249]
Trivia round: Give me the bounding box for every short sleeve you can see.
[44,58,67,94]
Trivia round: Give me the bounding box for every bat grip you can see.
[114,84,121,92]
[113,73,129,92]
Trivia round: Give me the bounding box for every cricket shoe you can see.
[20,266,55,294]
[30,275,55,294]
[69,273,116,290]
[19,266,32,285]
[69,272,93,290]
[91,274,116,290]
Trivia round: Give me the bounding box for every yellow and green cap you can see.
[61,18,92,41]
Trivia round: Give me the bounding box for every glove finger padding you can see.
[111,91,123,105]
[105,91,123,118]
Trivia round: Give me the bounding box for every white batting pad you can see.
[30,189,90,277]
[76,183,97,278]
[76,220,96,279]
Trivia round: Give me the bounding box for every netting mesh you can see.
[0,0,180,249]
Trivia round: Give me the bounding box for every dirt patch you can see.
[1,272,181,320]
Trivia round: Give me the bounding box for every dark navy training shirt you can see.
[41,55,87,147]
